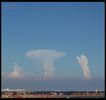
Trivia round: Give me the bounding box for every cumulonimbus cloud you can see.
[76,54,91,79]
[26,49,66,79]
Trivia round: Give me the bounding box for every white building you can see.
[2,88,26,92]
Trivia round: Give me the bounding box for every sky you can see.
[2,2,105,91]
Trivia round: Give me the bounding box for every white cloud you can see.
[8,63,25,79]
[26,49,66,60]
[26,49,66,79]
[76,54,91,79]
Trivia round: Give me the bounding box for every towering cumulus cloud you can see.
[26,49,66,79]
[76,54,91,79]
[9,63,24,79]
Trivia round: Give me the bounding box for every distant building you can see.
[2,88,26,92]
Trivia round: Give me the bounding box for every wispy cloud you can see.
[76,54,91,79]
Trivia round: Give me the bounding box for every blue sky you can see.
[2,2,104,90]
